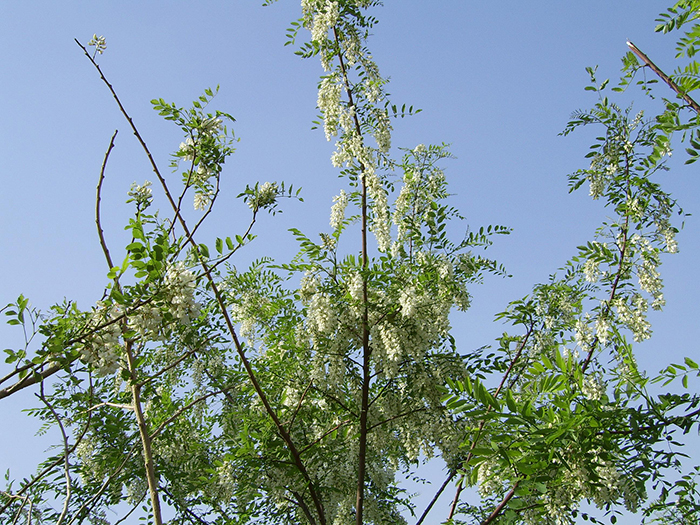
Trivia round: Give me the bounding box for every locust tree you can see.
[1,1,699,525]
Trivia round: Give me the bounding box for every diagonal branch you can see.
[627,41,700,114]
[77,38,327,525]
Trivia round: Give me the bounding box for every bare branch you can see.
[627,40,700,114]
[36,383,72,525]
[96,130,118,272]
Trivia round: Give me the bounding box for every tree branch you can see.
[627,40,700,114]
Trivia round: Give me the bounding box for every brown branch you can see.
[77,39,327,525]
[96,130,118,272]
[441,322,536,524]
[0,363,64,400]
[290,491,318,525]
[481,481,520,525]
[331,26,372,525]
[627,41,700,114]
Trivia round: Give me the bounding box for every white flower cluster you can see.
[637,254,665,310]
[178,137,196,161]
[657,217,678,254]
[128,304,163,340]
[87,34,106,55]
[372,108,391,153]
[574,316,594,351]
[200,116,223,135]
[299,272,319,303]
[76,436,103,484]
[312,0,339,43]
[193,191,212,211]
[127,180,153,207]
[365,167,392,252]
[595,316,610,346]
[587,156,617,200]
[248,182,278,211]
[371,286,451,377]
[229,293,260,345]
[81,302,123,377]
[613,294,650,343]
[164,262,201,326]
[479,446,642,523]
[329,189,348,229]
[307,292,337,335]
[317,73,342,141]
[583,257,601,283]
[347,272,363,302]
[177,115,224,211]
[581,373,605,401]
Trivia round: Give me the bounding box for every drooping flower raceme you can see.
[164,262,201,326]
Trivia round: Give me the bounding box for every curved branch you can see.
[96,130,118,272]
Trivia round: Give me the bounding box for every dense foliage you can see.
[1,2,699,524]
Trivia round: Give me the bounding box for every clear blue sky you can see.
[0,2,697,523]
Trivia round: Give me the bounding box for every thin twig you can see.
[288,379,314,430]
[36,383,72,525]
[417,322,535,525]
[299,419,353,456]
[96,130,118,272]
[149,385,238,441]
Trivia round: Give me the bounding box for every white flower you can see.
[595,317,610,346]
[129,305,162,339]
[128,180,152,207]
[317,74,342,140]
[194,191,212,211]
[330,190,348,229]
[81,302,123,376]
[582,373,605,401]
[310,0,339,43]
[373,109,391,153]
[413,144,427,155]
[399,287,418,318]
[583,258,600,283]
[249,182,278,210]
[200,116,223,135]
[179,137,196,161]
[165,262,201,326]
[348,272,363,302]
[88,34,106,54]
[308,293,336,335]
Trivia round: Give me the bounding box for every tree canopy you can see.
[1,1,699,524]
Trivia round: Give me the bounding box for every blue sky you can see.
[0,2,698,523]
